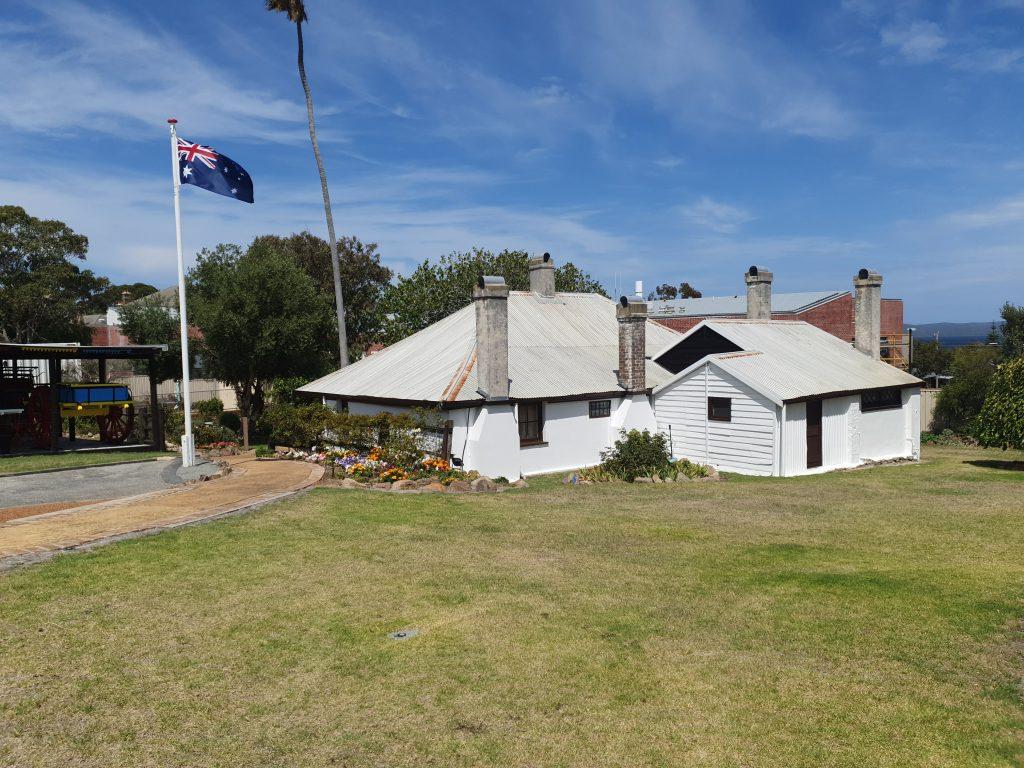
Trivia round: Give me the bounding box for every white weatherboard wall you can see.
[859,387,921,461]
[655,363,777,476]
[519,397,626,477]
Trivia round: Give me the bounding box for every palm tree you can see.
[266,0,348,367]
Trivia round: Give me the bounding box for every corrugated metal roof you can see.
[299,292,682,404]
[649,290,845,317]
[652,319,921,404]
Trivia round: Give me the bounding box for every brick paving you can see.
[0,455,323,568]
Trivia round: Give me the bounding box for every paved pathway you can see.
[0,458,202,509]
[0,455,323,568]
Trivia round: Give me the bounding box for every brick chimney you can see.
[528,252,556,297]
[616,296,647,393]
[853,268,883,359]
[474,275,510,400]
[745,266,773,320]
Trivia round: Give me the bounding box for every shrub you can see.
[219,411,242,433]
[262,402,332,449]
[920,429,978,447]
[194,422,238,447]
[270,376,312,406]
[254,445,274,458]
[162,405,184,445]
[600,429,673,482]
[934,346,1000,434]
[194,398,224,423]
[675,458,712,479]
[976,357,1024,450]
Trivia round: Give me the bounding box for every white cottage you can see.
[299,259,922,479]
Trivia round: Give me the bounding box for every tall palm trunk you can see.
[296,20,348,367]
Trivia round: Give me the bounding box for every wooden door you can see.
[806,400,822,469]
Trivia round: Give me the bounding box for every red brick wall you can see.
[652,294,906,344]
[881,298,903,338]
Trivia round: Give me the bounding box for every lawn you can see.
[0,449,172,476]
[2,445,1024,767]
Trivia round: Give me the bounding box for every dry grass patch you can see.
[2,446,1024,766]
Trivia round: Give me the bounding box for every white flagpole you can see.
[167,118,195,468]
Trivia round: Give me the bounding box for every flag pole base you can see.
[181,434,196,468]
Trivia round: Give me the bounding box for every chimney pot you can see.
[853,268,883,359]
[744,266,773,320]
[474,275,510,400]
[616,296,648,393]
[528,252,556,297]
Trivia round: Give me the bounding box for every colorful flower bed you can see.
[279,445,479,486]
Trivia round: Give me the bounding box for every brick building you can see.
[650,290,904,345]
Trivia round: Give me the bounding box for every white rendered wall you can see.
[519,397,631,477]
[859,397,911,461]
[346,401,410,417]
[654,363,777,476]
[463,403,521,479]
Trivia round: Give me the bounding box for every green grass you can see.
[2,445,1024,766]
[0,449,173,476]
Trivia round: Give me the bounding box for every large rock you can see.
[447,479,472,493]
[512,478,529,488]
[413,477,435,488]
[422,482,447,493]
[391,479,416,491]
[340,478,366,489]
[470,476,497,492]
[634,477,653,483]
[371,482,393,490]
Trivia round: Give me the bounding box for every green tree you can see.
[976,357,1024,450]
[996,302,1024,359]
[0,205,107,343]
[381,248,606,343]
[85,282,158,313]
[118,295,183,381]
[187,240,333,425]
[934,345,1001,433]
[249,232,391,358]
[648,281,702,301]
[910,339,952,378]
[266,0,348,368]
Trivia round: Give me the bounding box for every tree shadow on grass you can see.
[966,460,1024,472]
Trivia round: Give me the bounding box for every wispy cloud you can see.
[557,0,855,140]
[0,1,309,143]
[880,20,947,64]
[679,197,753,234]
[944,194,1024,229]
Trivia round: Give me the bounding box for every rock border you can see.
[319,476,528,494]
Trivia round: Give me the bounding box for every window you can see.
[518,402,544,445]
[589,399,612,419]
[707,397,732,422]
[861,387,902,412]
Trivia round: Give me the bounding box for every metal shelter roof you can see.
[649,290,846,318]
[652,319,921,404]
[299,292,682,405]
[0,342,167,360]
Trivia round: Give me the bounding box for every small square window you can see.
[589,399,612,419]
[708,397,732,422]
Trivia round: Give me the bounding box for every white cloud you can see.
[679,197,753,234]
[881,20,948,64]
[654,156,685,170]
[0,1,310,143]
[556,0,854,140]
[944,194,1024,228]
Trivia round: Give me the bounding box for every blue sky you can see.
[2,0,1021,322]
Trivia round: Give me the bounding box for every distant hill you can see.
[909,322,999,348]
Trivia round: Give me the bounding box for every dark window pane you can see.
[589,400,611,418]
[518,402,544,443]
[861,388,902,412]
[708,397,732,422]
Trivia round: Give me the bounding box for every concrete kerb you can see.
[0,461,323,573]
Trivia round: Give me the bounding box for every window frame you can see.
[588,399,612,419]
[518,401,545,446]
[707,396,732,422]
[860,387,903,413]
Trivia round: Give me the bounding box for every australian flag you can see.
[176,137,254,203]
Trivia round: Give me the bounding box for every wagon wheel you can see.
[98,404,135,445]
[20,386,52,449]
